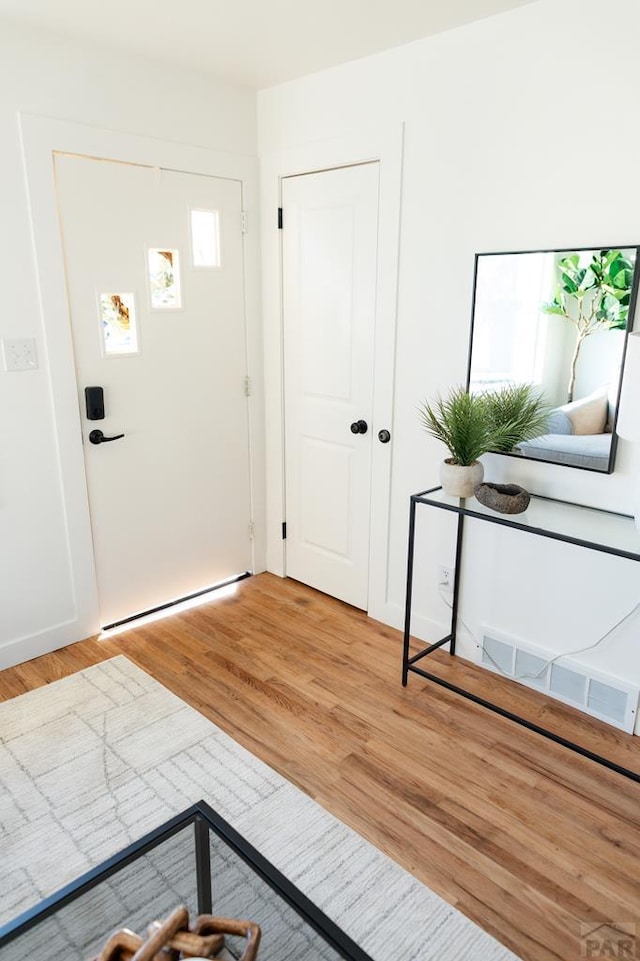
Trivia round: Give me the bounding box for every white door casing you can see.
[282,164,379,609]
[55,154,252,626]
[11,114,262,668]
[261,126,403,624]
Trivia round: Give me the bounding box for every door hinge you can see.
[249,520,255,539]
[282,522,287,540]
[244,375,251,397]
[241,210,248,234]
[277,207,283,229]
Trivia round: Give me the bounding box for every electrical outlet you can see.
[438,565,454,591]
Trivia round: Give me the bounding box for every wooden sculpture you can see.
[92,905,261,961]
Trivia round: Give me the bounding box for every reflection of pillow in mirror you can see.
[546,409,573,435]
[559,389,608,436]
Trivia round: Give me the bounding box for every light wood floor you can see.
[1,573,638,961]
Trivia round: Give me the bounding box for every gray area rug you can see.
[0,656,521,960]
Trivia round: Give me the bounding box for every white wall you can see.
[0,21,259,665]
[258,0,640,709]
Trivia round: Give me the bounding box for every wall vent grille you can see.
[479,628,638,733]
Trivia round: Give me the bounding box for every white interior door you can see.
[55,154,252,626]
[282,163,379,610]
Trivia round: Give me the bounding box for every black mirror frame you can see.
[465,244,640,474]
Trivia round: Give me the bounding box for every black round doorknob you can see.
[350,420,368,435]
[378,429,391,444]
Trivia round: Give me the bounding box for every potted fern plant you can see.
[418,387,494,496]
[419,383,552,497]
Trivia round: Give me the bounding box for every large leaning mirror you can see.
[466,245,640,472]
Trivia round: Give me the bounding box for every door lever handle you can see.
[89,429,125,445]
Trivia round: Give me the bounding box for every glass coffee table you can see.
[0,800,373,960]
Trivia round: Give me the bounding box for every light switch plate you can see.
[2,338,39,371]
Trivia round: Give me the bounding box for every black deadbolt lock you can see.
[85,386,105,421]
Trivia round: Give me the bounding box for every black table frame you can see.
[0,800,373,961]
[402,486,640,784]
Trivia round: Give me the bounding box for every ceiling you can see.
[0,0,538,89]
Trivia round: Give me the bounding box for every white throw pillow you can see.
[559,388,608,436]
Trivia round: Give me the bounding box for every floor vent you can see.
[480,629,638,733]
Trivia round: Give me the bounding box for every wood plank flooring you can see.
[1,573,638,961]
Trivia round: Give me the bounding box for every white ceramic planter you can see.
[439,459,484,498]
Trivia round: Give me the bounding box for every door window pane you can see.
[190,209,220,267]
[148,248,182,309]
[98,292,139,355]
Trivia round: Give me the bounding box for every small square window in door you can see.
[98,292,139,355]
[190,209,221,267]
[148,248,182,309]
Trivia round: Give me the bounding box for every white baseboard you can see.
[368,599,449,646]
[0,619,97,671]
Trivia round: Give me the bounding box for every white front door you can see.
[282,163,379,610]
[55,154,252,626]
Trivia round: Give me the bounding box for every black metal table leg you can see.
[402,495,418,685]
[449,510,466,655]
[194,815,213,914]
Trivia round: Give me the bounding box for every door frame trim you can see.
[17,113,263,657]
[260,125,404,625]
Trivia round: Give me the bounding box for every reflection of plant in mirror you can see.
[542,249,634,403]
[482,383,551,452]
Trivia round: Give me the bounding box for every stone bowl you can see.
[475,482,530,514]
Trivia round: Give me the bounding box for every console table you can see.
[402,486,640,783]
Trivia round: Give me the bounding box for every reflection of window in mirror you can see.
[471,253,557,396]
